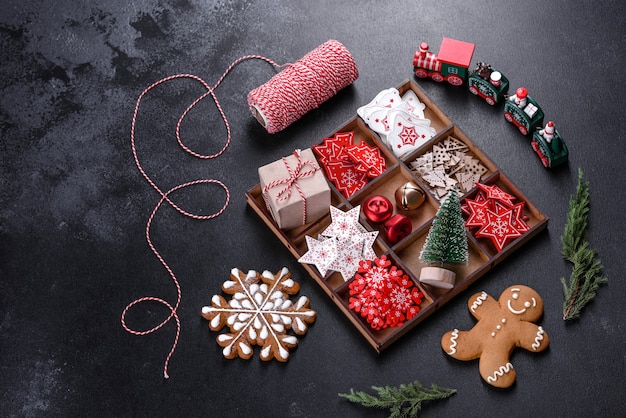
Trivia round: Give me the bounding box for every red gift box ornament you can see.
[383,214,412,244]
[362,195,393,224]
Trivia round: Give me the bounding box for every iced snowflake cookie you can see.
[441,285,549,388]
[201,267,316,361]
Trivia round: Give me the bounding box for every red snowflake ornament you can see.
[348,255,423,330]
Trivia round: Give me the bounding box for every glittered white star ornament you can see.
[327,239,365,282]
[298,235,338,276]
[322,205,363,241]
[352,230,378,261]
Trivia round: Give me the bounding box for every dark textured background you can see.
[1,0,625,416]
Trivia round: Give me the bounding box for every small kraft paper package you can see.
[259,148,331,230]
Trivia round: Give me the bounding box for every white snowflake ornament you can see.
[201,267,316,362]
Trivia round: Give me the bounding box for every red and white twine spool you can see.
[122,40,358,379]
[248,39,358,133]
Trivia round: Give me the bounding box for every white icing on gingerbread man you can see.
[441,285,550,388]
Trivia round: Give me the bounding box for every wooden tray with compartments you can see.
[245,79,548,352]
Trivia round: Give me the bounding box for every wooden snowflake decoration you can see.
[348,255,423,330]
[201,267,316,361]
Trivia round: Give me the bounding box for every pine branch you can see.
[560,168,607,320]
[339,380,456,417]
[561,169,590,261]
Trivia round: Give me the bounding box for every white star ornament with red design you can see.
[298,235,339,277]
[321,205,363,241]
[327,239,365,282]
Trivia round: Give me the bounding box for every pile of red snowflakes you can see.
[348,255,424,330]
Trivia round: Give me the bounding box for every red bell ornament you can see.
[383,214,412,244]
[362,195,393,224]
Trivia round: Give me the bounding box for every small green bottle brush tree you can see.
[419,187,468,289]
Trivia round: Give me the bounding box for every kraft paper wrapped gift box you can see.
[259,148,331,230]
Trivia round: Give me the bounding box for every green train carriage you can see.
[531,124,569,168]
[503,87,544,136]
[468,62,510,105]
[412,40,568,168]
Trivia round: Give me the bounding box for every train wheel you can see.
[504,112,513,123]
[431,73,444,82]
[486,97,496,106]
[469,86,478,95]
[518,125,528,135]
[532,141,550,167]
[415,69,428,78]
[447,75,463,86]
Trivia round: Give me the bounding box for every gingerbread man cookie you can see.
[441,285,549,388]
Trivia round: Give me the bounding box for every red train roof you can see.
[438,38,475,68]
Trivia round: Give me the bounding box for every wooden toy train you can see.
[413,38,568,168]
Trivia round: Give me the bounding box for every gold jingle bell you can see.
[395,182,426,211]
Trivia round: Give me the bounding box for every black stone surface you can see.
[1,0,625,416]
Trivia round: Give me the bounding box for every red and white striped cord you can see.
[121,55,281,379]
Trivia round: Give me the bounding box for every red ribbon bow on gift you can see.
[263,150,320,225]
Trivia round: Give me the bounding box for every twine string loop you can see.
[122,56,277,379]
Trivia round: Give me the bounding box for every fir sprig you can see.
[339,380,456,417]
[560,168,607,320]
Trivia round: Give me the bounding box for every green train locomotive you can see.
[412,38,474,86]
